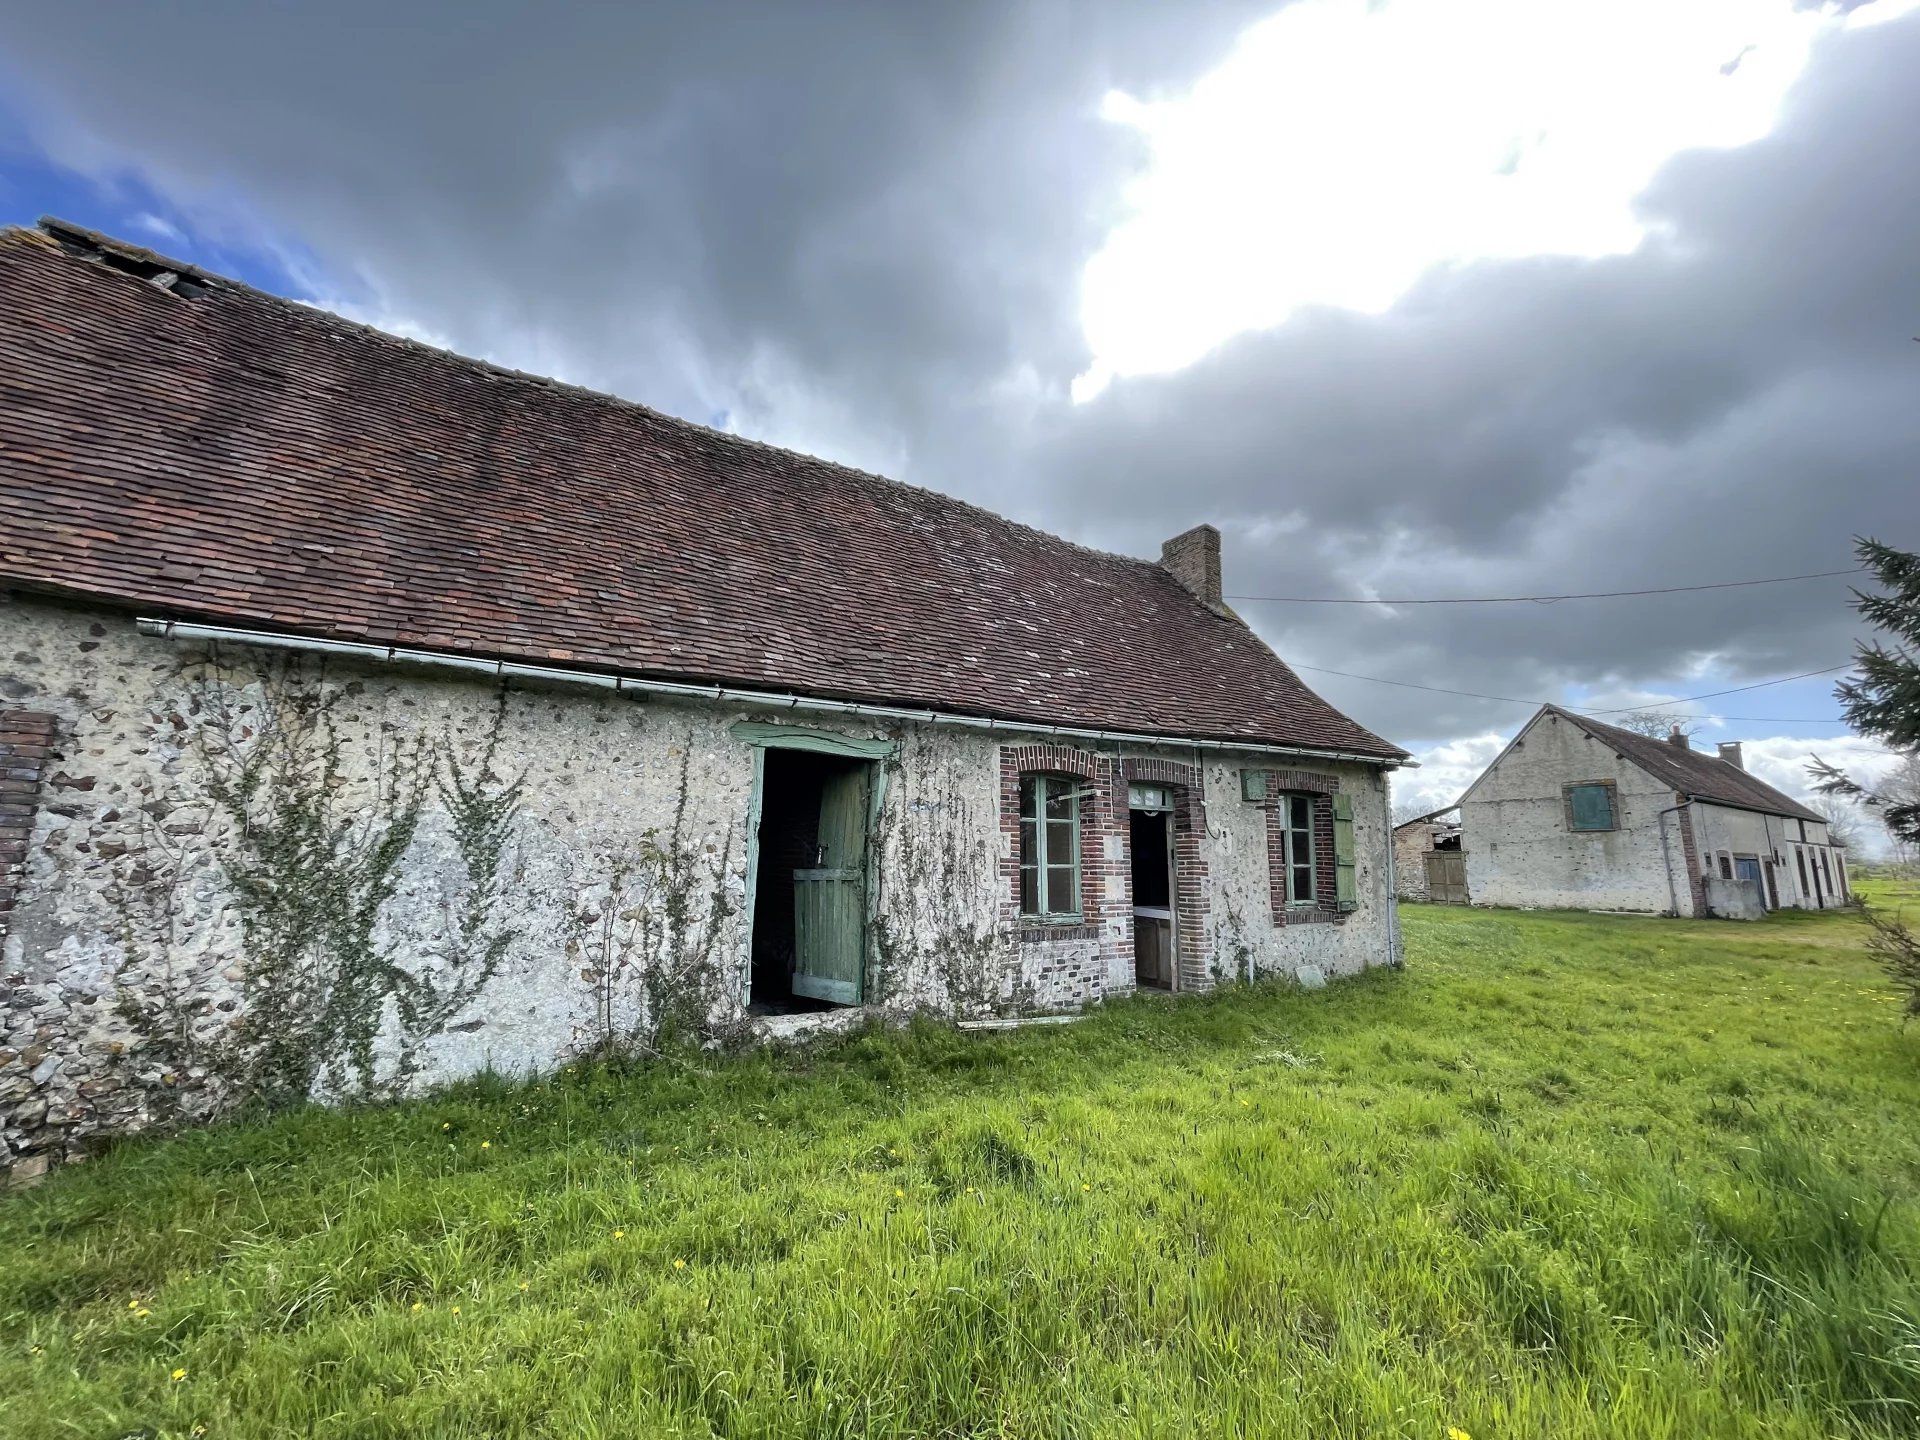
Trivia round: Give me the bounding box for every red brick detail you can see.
[0,709,58,942]
[997,748,1217,995]
[1120,758,1211,992]
[998,745,1109,931]
[1257,769,1347,927]
[1675,795,1707,916]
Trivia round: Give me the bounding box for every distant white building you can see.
[1446,706,1849,917]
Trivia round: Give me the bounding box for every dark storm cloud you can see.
[0,1,1264,468]
[1,2,1914,747]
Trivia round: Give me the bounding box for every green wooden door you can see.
[792,764,870,1004]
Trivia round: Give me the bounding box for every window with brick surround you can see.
[1276,792,1317,906]
[1018,774,1082,919]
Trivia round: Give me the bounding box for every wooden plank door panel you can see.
[793,764,871,1005]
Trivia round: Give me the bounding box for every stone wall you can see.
[1,595,1400,1179]
[1461,711,1684,913]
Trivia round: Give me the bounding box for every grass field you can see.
[4,885,1920,1439]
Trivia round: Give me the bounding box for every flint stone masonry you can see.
[0,597,1399,1180]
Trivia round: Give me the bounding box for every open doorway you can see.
[749,748,873,1013]
[1130,785,1175,990]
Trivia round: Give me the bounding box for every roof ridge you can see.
[1547,703,1820,821]
[25,218,1173,586]
[2,217,1405,759]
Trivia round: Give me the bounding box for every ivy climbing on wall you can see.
[116,657,525,1114]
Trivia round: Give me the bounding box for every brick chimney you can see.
[1717,740,1745,771]
[1161,524,1223,609]
[1666,724,1691,751]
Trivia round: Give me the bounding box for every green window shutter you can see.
[1332,792,1357,911]
[1567,783,1615,832]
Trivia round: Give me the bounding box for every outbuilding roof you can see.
[1546,707,1824,822]
[0,220,1403,760]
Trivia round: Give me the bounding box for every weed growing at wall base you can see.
[4,889,1920,1438]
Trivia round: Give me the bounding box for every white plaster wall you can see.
[1460,712,1682,913]
[1690,802,1843,910]
[1203,758,1399,982]
[2,596,1403,1165]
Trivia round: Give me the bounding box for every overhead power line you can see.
[1227,566,1866,606]
[1288,662,1851,714]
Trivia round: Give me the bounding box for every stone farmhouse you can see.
[0,220,1409,1177]
[1409,704,1849,917]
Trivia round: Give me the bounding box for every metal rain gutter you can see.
[135,616,1413,769]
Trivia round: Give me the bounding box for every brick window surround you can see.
[0,709,58,943]
[997,745,1213,991]
[1254,768,1346,926]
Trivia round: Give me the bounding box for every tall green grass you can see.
[4,896,1918,1438]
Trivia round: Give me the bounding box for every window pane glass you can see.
[1047,865,1076,912]
[1020,776,1037,821]
[1020,867,1039,913]
[1045,784,1074,822]
[1290,796,1312,830]
[1045,819,1074,866]
[1292,864,1313,901]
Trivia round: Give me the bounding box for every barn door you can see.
[1425,851,1468,905]
[792,763,871,1004]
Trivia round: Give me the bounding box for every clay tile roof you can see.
[0,219,1404,760]
[1546,707,1822,822]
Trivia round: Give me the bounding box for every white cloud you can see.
[130,211,182,244]
[1394,730,1508,814]
[1076,0,1908,398]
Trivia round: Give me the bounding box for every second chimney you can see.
[1718,740,1745,771]
[1667,725,1691,751]
[1162,524,1223,610]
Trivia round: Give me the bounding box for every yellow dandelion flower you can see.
[673,1259,687,1270]
[894,1188,905,1198]
[1082,1183,1092,1192]
[170,1368,188,1382]
[480,1141,492,1151]
[451,1306,461,1315]
[410,1301,424,1313]
[135,1308,152,1319]
[1448,1427,1472,1440]
[613,1228,625,1240]
[1239,1098,1251,1107]
[519,1281,530,1292]
[441,1122,451,1131]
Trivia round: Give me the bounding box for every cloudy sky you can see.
[1,0,1913,833]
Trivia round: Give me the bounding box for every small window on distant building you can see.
[1278,792,1317,904]
[1018,774,1082,919]
[1717,854,1732,881]
[1563,781,1617,832]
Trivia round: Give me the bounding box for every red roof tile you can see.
[0,220,1404,760]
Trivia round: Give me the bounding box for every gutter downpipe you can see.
[1657,801,1691,917]
[135,617,1415,771]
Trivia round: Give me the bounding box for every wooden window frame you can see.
[1562,780,1619,833]
[1276,790,1318,907]
[1018,773,1083,922]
